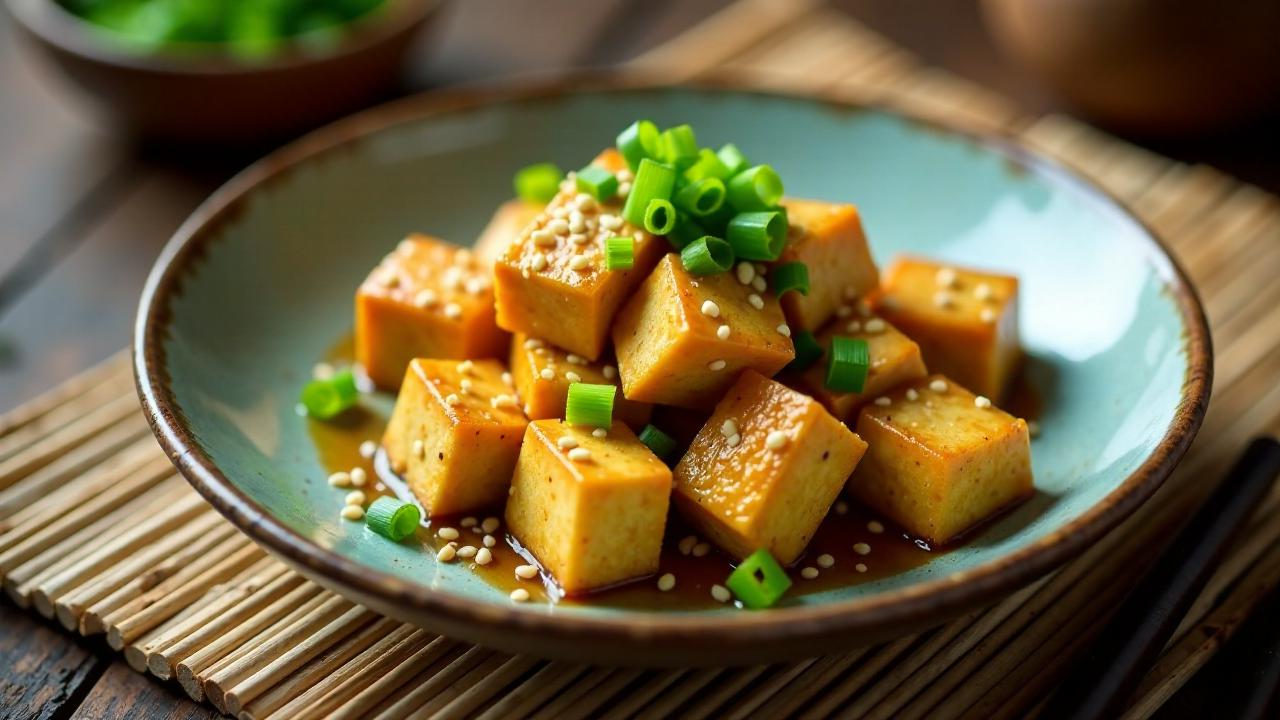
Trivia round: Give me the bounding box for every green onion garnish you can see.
[680,236,734,276]
[616,120,661,171]
[726,549,792,609]
[565,383,615,428]
[660,124,698,168]
[605,236,635,271]
[674,178,727,217]
[786,331,823,373]
[667,213,705,251]
[684,148,731,182]
[622,158,676,227]
[300,370,358,420]
[717,143,749,176]
[826,336,871,393]
[514,163,563,204]
[575,165,618,201]
[726,164,784,212]
[727,211,787,261]
[643,198,677,235]
[365,497,421,542]
[771,262,810,296]
[637,424,678,462]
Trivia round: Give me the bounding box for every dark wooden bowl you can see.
[5,0,442,143]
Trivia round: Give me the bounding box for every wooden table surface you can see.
[1,1,1276,717]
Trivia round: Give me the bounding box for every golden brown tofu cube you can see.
[355,234,510,390]
[875,257,1021,400]
[473,199,544,265]
[382,359,528,516]
[673,370,867,564]
[505,420,672,594]
[791,310,928,421]
[507,333,652,430]
[612,254,795,410]
[849,374,1033,545]
[774,199,880,331]
[493,150,666,361]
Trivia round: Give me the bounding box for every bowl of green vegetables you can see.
[6,0,441,142]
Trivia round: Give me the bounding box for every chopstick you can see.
[1215,583,1280,720]
[1039,436,1280,720]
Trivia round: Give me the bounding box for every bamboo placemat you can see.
[5,1,1280,717]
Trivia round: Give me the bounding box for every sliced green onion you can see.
[638,424,678,462]
[727,164,784,212]
[565,383,615,428]
[605,236,635,271]
[621,158,676,227]
[826,336,871,394]
[575,165,618,201]
[365,497,421,542]
[660,124,698,168]
[727,211,787,261]
[726,548,792,609]
[616,120,661,171]
[680,236,734,276]
[785,331,823,373]
[514,163,563,204]
[300,370,358,420]
[771,262,810,296]
[674,177,727,217]
[717,143,749,176]
[643,199,677,235]
[667,213,705,251]
[684,148,731,182]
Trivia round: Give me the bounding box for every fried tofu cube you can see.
[874,257,1021,400]
[773,199,880,331]
[493,149,666,360]
[612,254,795,410]
[355,234,509,390]
[505,420,672,594]
[673,371,867,564]
[382,359,527,516]
[791,312,928,421]
[473,199,544,265]
[507,333,652,430]
[849,374,1033,545]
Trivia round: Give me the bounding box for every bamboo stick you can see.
[0,351,129,438]
[474,663,588,720]
[405,652,515,720]
[634,667,724,720]
[581,668,686,720]
[0,370,134,462]
[542,667,644,720]
[432,654,543,719]
[122,577,241,672]
[725,661,817,720]
[331,638,461,720]
[370,645,492,720]
[680,665,770,720]
[754,649,881,719]
[0,393,145,491]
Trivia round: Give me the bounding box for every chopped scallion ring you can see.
[726,164,783,211]
[717,143,749,177]
[643,198,677,236]
[727,211,787,261]
[667,212,705,251]
[622,158,676,227]
[513,162,563,204]
[300,369,358,420]
[365,497,421,542]
[575,165,618,201]
[660,124,698,168]
[680,236,734,276]
[674,177,727,217]
[605,236,635,271]
[826,336,871,393]
[616,120,661,171]
[785,331,823,373]
[770,262,810,296]
[565,383,615,428]
[684,148,731,182]
[726,548,792,609]
[638,424,678,462]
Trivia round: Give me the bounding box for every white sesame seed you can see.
[700,300,720,318]
[444,303,463,320]
[855,563,868,573]
[566,354,585,365]
[483,534,496,547]
[777,323,791,338]
[312,362,335,380]
[413,289,437,308]
[678,535,698,555]
[531,253,548,272]
[692,542,711,557]
[444,393,461,406]
[929,379,949,393]
[657,573,676,591]
[751,276,767,293]
[482,517,501,534]
[874,397,891,407]
[350,468,367,487]
[836,305,853,318]
[975,395,993,409]
[711,585,732,603]
[747,293,764,310]
[510,588,531,602]
[539,368,555,381]
[521,268,531,279]
[906,388,920,401]
[817,553,835,568]
[502,371,514,386]
[456,359,474,374]
[459,378,473,394]
[599,214,623,230]
[557,437,579,452]
[457,545,477,559]
[980,308,997,324]
[491,394,519,409]
[801,567,819,579]
[735,515,750,523]
[717,324,731,340]
[345,491,365,507]
[524,338,544,350]
[603,365,617,380]
[475,547,493,565]
[376,272,398,288]
[569,233,590,246]
[974,283,993,300]
[854,542,871,556]
[720,419,738,437]
[568,448,592,462]
[436,543,457,562]
[735,262,755,285]
[547,219,570,235]
[569,255,591,271]
[515,564,539,579]
[868,520,885,534]
[441,267,463,290]
[933,291,955,309]
[935,267,958,287]
[765,431,789,450]
[461,516,477,527]
[327,472,351,488]
[726,433,741,447]
[864,318,887,334]
[341,505,364,521]
[592,428,608,438]
[843,285,859,300]
[708,360,727,371]
[617,181,631,197]
[835,500,849,515]
[1028,421,1041,437]
[565,371,582,383]
[574,193,596,211]
[438,527,459,540]
[465,277,487,295]
[359,440,378,459]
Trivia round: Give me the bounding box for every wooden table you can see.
[2,1,1276,716]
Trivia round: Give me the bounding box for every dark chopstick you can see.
[1040,436,1280,720]
[1215,584,1280,720]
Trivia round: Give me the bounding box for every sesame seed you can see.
[441,267,463,290]
[574,193,596,211]
[539,368,555,381]
[864,318,887,334]
[413,289,437,308]
[717,324,731,340]
[444,303,463,320]
[777,323,791,338]
[726,433,741,447]
[569,233,590,246]
[341,505,364,521]
[502,371,514,386]
[592,428,608,438]
[456,360,474,374]
[599,214,623,230]
[836,305,853,319]
[678,535,698,555]
[711,585,732,603]
[751,276,767,293]
[975,395,993,409]
[461,516,477,527]
[457,545,477,559]
[701,300,720,318]
[657,573,676,591]
[569,256,591,271]
[906,389,919,401]
[801,567,819,579]
[566,354,585,365]
[531,253,548,272]
[483,534,496,548]
[438,527,459,540]
[465,277,487,295]
[524,338,544,350]
[868,521,885,534]
[568,211,586,234]
[933,291,955,309]
[617,182,631,197]
[817,553,835,568]
[935,267,958,287]
[692,542,711,557]
[491,394,519,409]
[515,564,539,579]
[521,268,531,279]
[436,543,457,562]
[835,500,849,515]
[547,219,570,235]
[565,371,582,383]
[475,547,493,565]
[708,359,727,371]
[748,294,764,310]
[929,379,949,393]
[510,588,531,602]
[376,272,398,288]
[721,419,738,437]
[735,262,755,285]
[603,365,617,380]
[974,283,993,300]
[735,515,750,523]
[312,362,335,380]
[459,379,473,394]
[359,440,377,459]
[444,393,461,405]
[410,440,425,460]
[327,472,351,488]
[766,431,789,450]
[1028,421,1041,437]
[855,563,868,573]
[843,285,859,300]
[980,308,997,324]
[874,397,891,407]
[482,517,501,534]
[568,447,592,462]
[350,468,367,487]
[854,542,871,555]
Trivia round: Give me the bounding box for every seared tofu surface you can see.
[774,199,880,331]
[508,333,651,430]
[473,199,544,265]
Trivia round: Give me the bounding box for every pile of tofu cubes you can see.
[358,149,1033,596]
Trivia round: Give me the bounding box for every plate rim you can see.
[132,71,1213,650]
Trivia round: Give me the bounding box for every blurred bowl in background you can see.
[5,0,442,143]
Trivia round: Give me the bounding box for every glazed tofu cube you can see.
[355,234,509,389]
[773,199,880,331]
[612,254,795,410]
[673,370,867,564]
[473,199,544,265]
[790,311,928,421]
[849,374,1033,545]
[875,257,1021,400]
[505,420,672,594]
[493,149,666,360]
[507,333,652,430]
[382,359,528,516]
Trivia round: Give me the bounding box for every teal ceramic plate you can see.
[135,77,1211,665]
